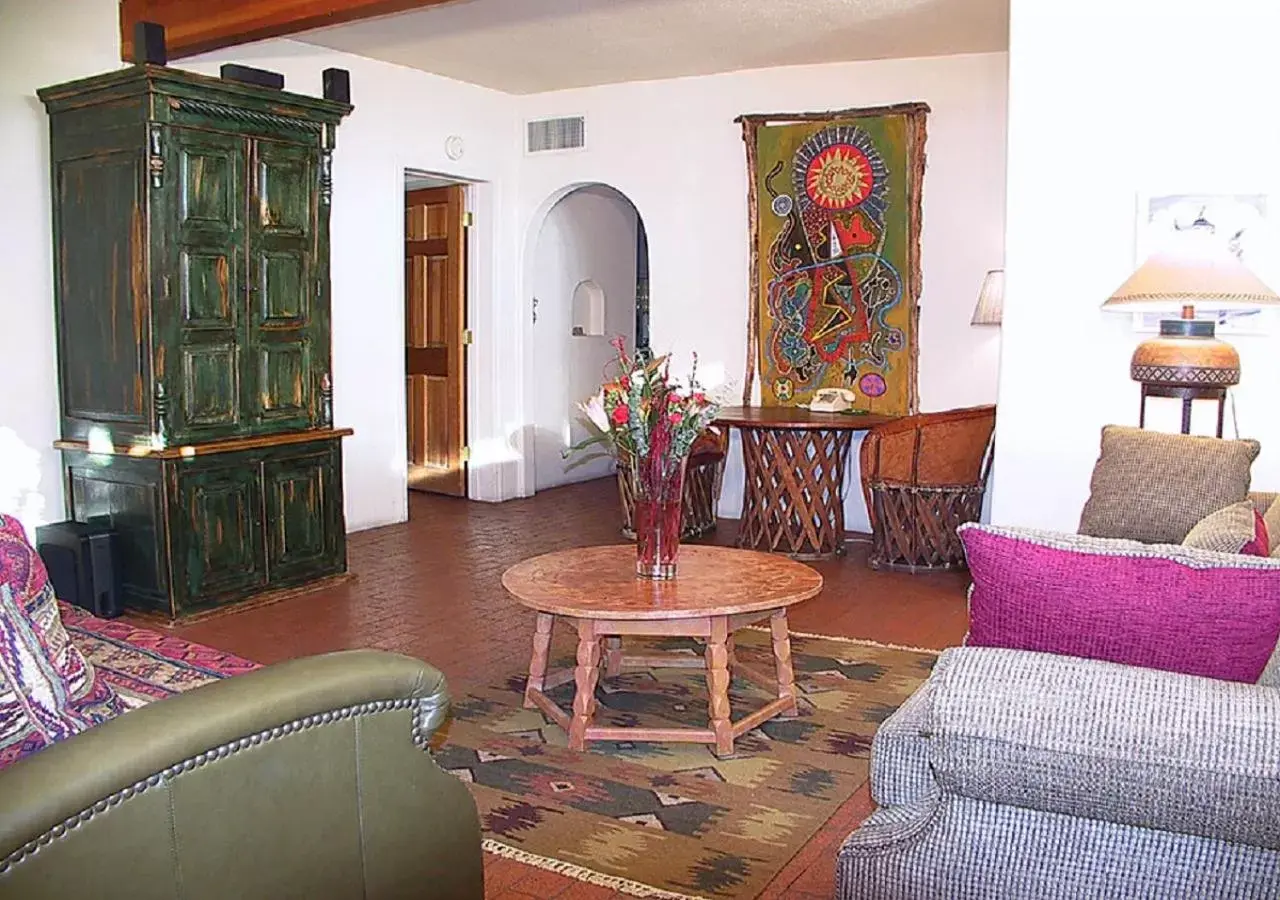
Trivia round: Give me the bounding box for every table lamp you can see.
[971,269,1004,326]
[1101,222,1280,432]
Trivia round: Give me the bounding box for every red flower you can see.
[610,405,629,425]
[620,375,631,390]
[668,411,684,424]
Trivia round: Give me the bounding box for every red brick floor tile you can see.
[505,866,579,897]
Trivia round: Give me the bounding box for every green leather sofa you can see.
[0,649,484,899]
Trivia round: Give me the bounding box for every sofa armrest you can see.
[927,646,1280,851]
[0,649,483,899]
[868,676,937,806]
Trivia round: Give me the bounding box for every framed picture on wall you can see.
[1133,192,1278,335]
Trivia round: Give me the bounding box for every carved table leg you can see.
[725,633,737,674]
[771,609,798,717]
[523,613,554,709]
[705,616,734,757]
[568,620,601,751]
[602,636,623,678]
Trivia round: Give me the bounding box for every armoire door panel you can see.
[255,340,311,419]
[255,142,313,236]
[179,141,239,228]
[181,344,240,426]
[174,463,267,601]
[54,151,148,428]
[256,251,308,324]
[180,250,234,326]
[263,448,340,582]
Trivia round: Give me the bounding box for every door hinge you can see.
[462,329,474,346]
[460,446,471,463]
[463,211,474,228]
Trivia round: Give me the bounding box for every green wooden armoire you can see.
[37,65,353,619]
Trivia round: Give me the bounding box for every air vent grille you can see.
[526,116,585,153]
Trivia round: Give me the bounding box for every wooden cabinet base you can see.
[62,433,348,620]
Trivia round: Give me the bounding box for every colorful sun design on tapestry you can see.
[745,108,926,414]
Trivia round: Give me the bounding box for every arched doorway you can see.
[529,183,649,492]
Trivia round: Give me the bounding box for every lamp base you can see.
[1129,318,1240,389]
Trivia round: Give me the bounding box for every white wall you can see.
[993,0,1280,530]
[0,0,520,533]
[517,53,1009,530]
[0,0,123,532]
[531,186,638,490]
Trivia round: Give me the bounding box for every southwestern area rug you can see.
[441,628,937,899]
[61,602,261,705]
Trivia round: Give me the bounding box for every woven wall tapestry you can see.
[738,103,929,413]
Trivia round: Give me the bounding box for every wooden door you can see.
[405,186,467,496]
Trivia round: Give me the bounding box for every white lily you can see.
[580,391,610,432]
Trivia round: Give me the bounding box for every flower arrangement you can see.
[568,338,721,578]
[570,337,721,469]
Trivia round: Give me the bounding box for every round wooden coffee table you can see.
[502,545,823,757]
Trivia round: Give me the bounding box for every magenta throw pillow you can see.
[960,523,1280,683]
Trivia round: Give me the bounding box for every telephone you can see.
[808,388,857,413]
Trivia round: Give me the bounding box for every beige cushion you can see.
[1182,501,1259,554]
[1079,426,1261,544]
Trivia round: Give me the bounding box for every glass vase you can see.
[626,452,687,579]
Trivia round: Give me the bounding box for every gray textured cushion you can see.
[1182,500,1259,554]
[1078,425,1260,544]
[925,646,1280,850]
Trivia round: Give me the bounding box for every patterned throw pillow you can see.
[1182,501,1268,556]
[0,515,124,759]
[1078,426,1260,545]
[960,523,1280,683]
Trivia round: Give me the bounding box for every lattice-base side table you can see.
[715,406,897,559]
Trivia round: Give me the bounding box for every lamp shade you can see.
[971,269,1004,325]
[1102,246,1280,312]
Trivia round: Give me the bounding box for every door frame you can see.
[519,181,650,496]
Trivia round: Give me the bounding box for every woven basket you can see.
[867,481,986,572]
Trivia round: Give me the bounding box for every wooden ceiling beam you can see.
[119,0,457,62]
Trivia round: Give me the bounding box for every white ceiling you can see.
[299,0,1009,94]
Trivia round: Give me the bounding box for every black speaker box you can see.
[323,67,351,104]
[220,63,285,90]
[35,521,124,619]
[133,21,167,66]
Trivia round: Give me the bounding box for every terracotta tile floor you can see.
[165,478,971,898]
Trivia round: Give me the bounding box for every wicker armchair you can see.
[859,405,996,572]
[618,426,729,539]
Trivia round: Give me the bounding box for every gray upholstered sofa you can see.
[839,428,1280,897]
[837,645,1280,898]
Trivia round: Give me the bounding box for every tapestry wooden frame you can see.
[737,103,929,413]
